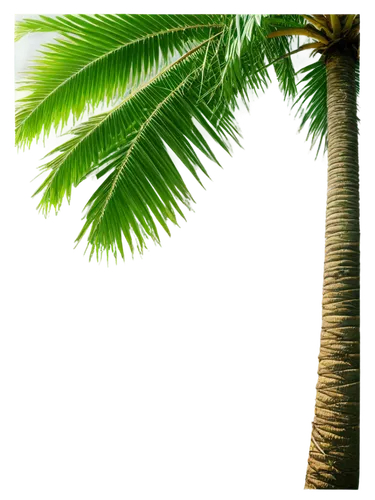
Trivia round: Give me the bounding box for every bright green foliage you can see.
[15,14,224,147]
[15,14,360,261]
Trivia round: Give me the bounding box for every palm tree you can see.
[15,14,360,489]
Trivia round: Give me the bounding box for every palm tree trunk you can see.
[305,47,360,489]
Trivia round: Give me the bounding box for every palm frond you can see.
[30,36,240,260]
[15,14,224,148]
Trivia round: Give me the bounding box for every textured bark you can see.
[305,48,360,489]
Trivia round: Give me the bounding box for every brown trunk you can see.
[305,46,360,489]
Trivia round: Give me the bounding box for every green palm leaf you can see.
[28,33,239,260]
[15,14,224,147]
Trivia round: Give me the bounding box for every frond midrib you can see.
[88,35,221,237]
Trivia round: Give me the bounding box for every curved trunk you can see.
[305,48,360,489]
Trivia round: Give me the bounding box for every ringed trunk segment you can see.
[305,48,360,489]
